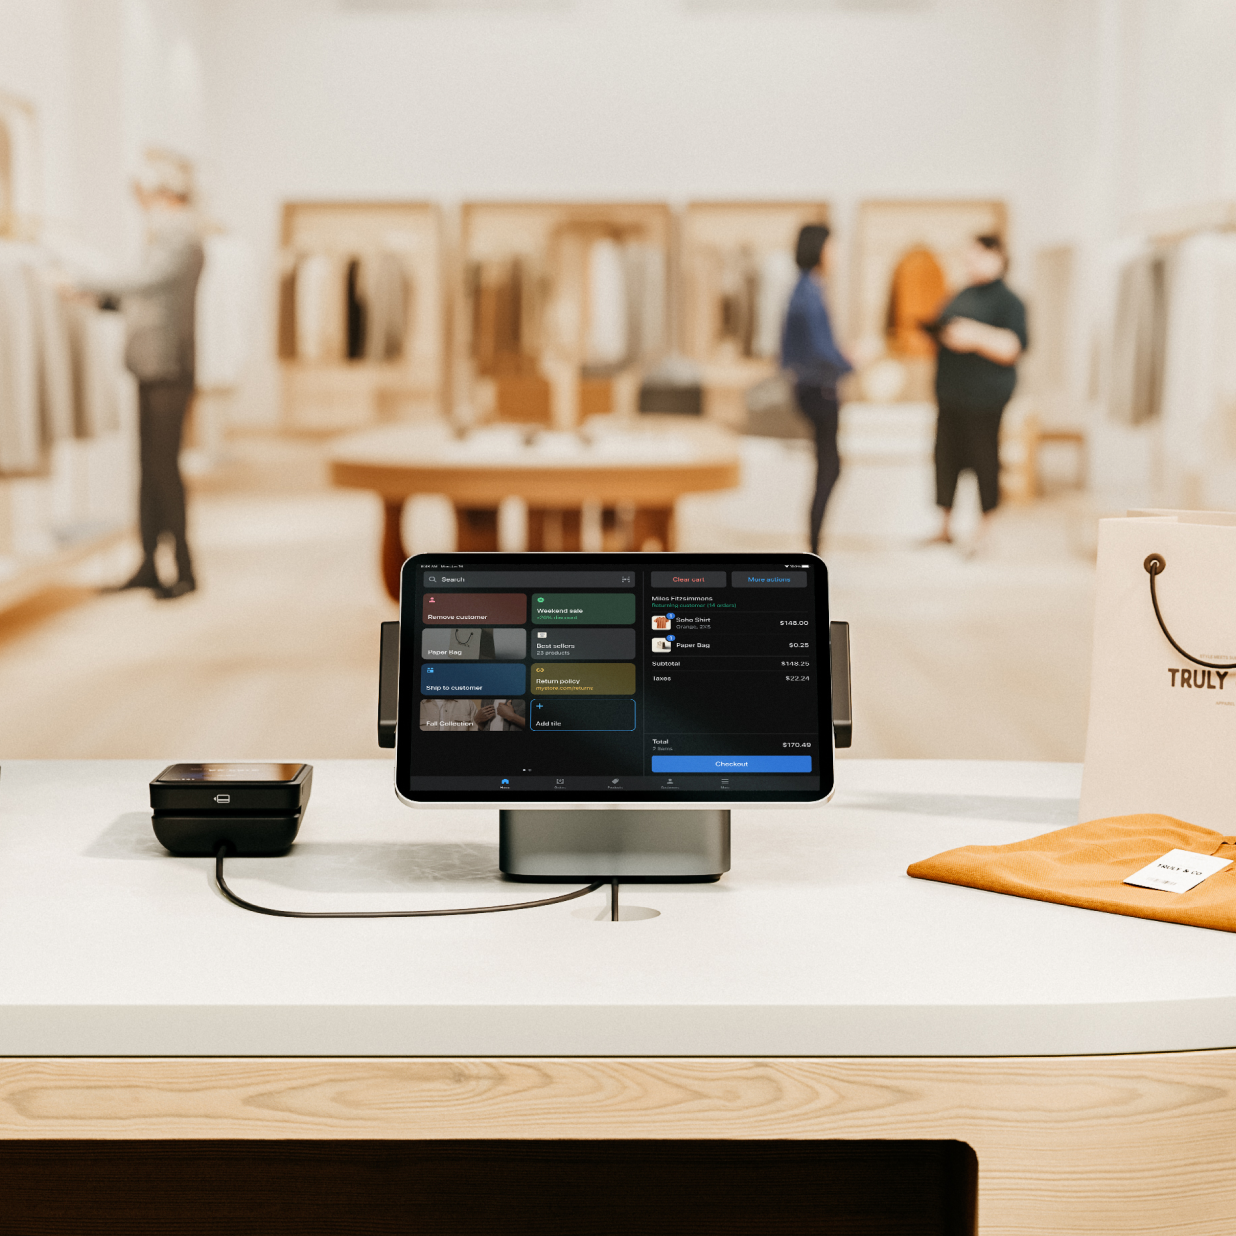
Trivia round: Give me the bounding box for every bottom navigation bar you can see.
[406,774,821,794]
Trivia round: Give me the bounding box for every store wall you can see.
[0,0,212,265]
[1112,0,1236,220]
[201,0,1072,205]
[62,0,129,260]
[198,0,1086,424]
[0,0,77,235]
[24,0,1232,441]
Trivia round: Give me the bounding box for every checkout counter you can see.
[2,758,1235,1233]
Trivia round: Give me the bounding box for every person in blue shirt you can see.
[781,224,853,554]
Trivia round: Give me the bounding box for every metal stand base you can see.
[499,810,731,882]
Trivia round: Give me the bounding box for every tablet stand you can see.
[499,808,731,882]
[379,621,850,883]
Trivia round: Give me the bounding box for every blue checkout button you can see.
[650,755,813,774]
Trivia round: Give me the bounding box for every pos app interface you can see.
[397,553,830,803]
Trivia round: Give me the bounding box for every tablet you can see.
[396,552,832,806]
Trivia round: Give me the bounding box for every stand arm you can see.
[830,621,852,749]
[378,621,399,748]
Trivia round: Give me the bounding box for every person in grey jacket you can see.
[84,167,204,598]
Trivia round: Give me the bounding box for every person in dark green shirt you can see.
[929,235,1028,546]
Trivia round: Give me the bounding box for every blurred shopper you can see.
[781,224,852,554]
[84,163,204,598]
[930,235,1028,548]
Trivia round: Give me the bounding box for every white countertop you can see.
[2,758,1234,1058]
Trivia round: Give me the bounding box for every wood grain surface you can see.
[330,457,741,506]
[1,1052,1234,1233]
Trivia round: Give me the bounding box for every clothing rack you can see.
[277,201,446,432]
[456,201,673,429]
[1098,200,1236,511]
[0,240,137,615]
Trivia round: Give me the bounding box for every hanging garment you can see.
[740,264,758,355]
[346,257,367,360]
[0,118,10,225]
[0,242,128,480]
[196,233,254,388]
[753,249,800,360]
[518,255,544,357]
[0,250,42,473]
[622,242,667,363]
[294,253,346,362]
[65,298,91,436]
[472,259,525,375]
[886,246,948,359]
[28,264,75,445]
[277,267,296,360]
[362,251,408,362]
[586,237,628,367]
[717,247,757,356]
[1159,233,1236,475]
[67,302,125,438]
[1110,250,1170,426]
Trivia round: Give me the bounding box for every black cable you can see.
[1144,553,1236,670]
[215,846,602,919]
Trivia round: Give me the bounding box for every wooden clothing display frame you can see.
[456,201,673,431]
[277,201,447,432]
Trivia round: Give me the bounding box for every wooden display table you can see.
[3,759,1236,1233]
[329,425,741,599]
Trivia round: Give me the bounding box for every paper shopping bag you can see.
[1080,510,1236,828]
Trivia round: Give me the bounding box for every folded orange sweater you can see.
[908,814,1236,933]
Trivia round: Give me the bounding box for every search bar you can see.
[421,571,635,588]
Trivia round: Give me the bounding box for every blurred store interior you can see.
[0,0,1233,760]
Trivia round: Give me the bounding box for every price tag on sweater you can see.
[1124,849,1232,894]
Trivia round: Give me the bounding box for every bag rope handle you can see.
[1144,553,1236,669]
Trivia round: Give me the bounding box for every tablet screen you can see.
[396,553,831,804]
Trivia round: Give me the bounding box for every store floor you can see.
[0,436,1095,761]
